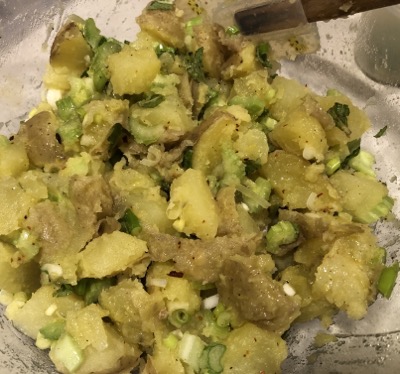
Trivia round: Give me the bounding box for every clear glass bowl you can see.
[1,1,399,373]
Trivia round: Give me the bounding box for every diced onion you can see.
[283,282,296,297]
[147,278,168,288]
[202,294,220,310]
[45,303,58,316]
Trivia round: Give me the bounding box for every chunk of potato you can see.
[7,285,84,339]
[0,242,41,295]
[167,168,219,239]
[0,136,29,178]
[108,45,161,95]
[78,231,148,278]
[261,151,341,212]
[269,108,328,162]
[222,323,287,374]
[50,21,92,76]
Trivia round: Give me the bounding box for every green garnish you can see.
[378,262,399,298]
[185,48,206,82]
[374,125,388,138]
[327,102,351,136]
[137,93,165,108]
[168,309,191,328]
[147,1,174,11]
[326,156,341,176]
[56,97,77,121]
[256,42,273,69]
[155,43,176,57]
[199,343,226,373]
[265,221,299,254]
[83,18,105,50]
[341,138,361,167]
[181,147,193,170]
[40,320,66,341]
[119,208,141,235]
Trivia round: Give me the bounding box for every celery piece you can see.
[228,95,265,119]
[56,97,77,121]
[348,150,376,177]
[178,333,206,372]
[265,221,299,254]
[57,118,83,153]
[83,18,105,50]
[163,333,179,350]
[52,334,84,373]
[326,156,341,176]
[378,263,399,298]
[13,229,39,261]
[40,320,66,341]
[118,209,141,236]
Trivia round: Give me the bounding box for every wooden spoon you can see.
[235,0,400,35]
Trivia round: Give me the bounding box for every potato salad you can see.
[0,1,396,373]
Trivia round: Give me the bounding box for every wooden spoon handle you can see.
[303,0,400,23]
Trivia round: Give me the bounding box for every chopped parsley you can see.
[256,42,273,69]
[374,125,388,138]
[146,1,174,11]
[328,102,351,136]
[138,93,165,108]
[185,48,206,82]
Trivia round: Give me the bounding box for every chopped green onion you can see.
[119,209,141,235]
[83,278,115,305]
[53,284,74,298]
[13,229,39,261]
[168,309,191,328]
[378,262,399,298]
[185,16,203,36]
[341,138,361,167]
[265,221,299,254]
[39,320,66,341]
[374,125,388,138]
[326,156,341,176]
[83,18,105,50]
[91,39,122,92]
[216,311,231,328]
[52,334,84,373]
[327,102,351,136]
[226,25,240,35]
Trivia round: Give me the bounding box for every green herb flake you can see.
[341,138,361,167]
[256,42,273,69]
[327,102,351,136]
[119,208,141,235]
[147,1,174,11]
[155,43,176,57]
[185,48,206,82]
[53,284,74,298]
[138,93,165,108]
[374,125,388,138]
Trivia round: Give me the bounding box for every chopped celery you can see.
[40,320,66,341]
[118,208,141,236]
[348,150,376,177]
[178,333,206,372]
[57,118,83,153]
[360,196,394,224]
[228,95,265,119]
[221,146,246,187]
[163,333,179,350]
[13,229,39,261]
[56,97,77,121]
[326,156,341,176]
[265,221,299,254]
[52,334,84,373]
[378,263,399,298]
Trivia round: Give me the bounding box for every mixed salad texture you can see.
[0,1,397,373]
